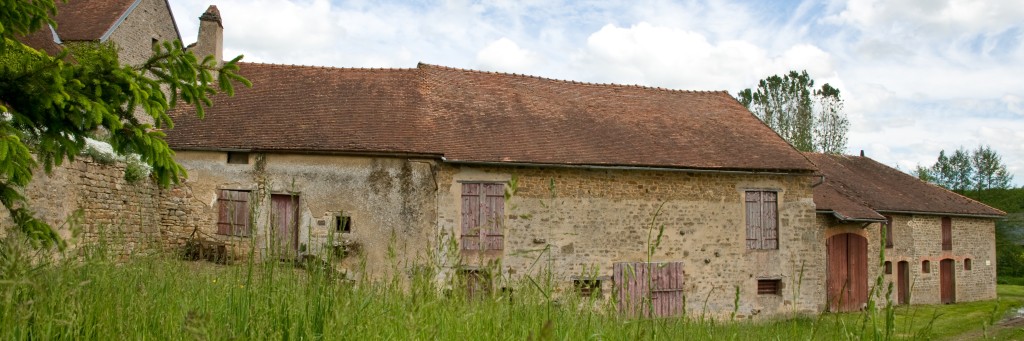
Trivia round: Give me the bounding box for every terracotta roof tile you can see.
[805,152,1005,218]
[166,62,817,172]
[53,0,137,41]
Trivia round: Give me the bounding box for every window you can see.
[574,279,602,297]
[227,152,249,164]
[335,214,351,233]
[745,191,779,250]
[460,183,505,251]
[216,189,251,236]
[964,258,972,270]
[883,216,894,248]
[884,261,892,274]
[922,260,931,273]
[757,279,782,295]
[941,217,952,250]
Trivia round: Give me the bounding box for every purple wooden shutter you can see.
[745,192,762,249]
[461,184,481,250]
[482,183,505,250]
[216,190,231,235]
[234,191,250,236]
[762,192,778,249]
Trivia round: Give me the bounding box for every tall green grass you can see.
[3,231,1021,340]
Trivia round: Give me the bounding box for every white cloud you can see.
[165,0,1024,185]
[476,38,540,73]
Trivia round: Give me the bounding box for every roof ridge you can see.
[416,62,729,94]
[240,61,416,72]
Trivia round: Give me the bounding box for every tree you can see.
[971,145,1013,196]
[0,0,250,248]
[925,145,1014,193]
[737,70,848,154]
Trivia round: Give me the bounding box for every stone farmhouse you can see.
[12,3,1005,319]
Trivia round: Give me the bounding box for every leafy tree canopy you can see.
[0,0,250,248]
[737,70,849,154]
[915,145,1014,195]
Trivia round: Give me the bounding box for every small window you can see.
[216,189,251,236]
[227,152,250,164]
[745,191,779,250]
[883,216,893,248]
[335,215,351,233]
[941,217,952,251]
[884,261,892,274]
[757,279,782,295]
[964,258,972,270]
[922,260,931,273]
[574,279,602,297]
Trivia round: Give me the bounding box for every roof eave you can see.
[816,210,887,223]
[874,209,1006,219]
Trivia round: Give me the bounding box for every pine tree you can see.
[0,0,250,247]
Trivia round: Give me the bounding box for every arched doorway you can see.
[827,233,868,312]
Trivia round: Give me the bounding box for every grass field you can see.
[2,242,1023,340]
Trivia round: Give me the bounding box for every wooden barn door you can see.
[897,261,910,305]
[940,259,956,304]
[271,194,300,258]
[826,233,868,312]
[614,262,684,318]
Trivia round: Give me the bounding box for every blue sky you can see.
[170,0,1024,185]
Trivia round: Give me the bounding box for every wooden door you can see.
[271,194,300,258]
[826,233,868,312]
[940,259,956,304]
[897,261,910,305]
[614,262,684,318]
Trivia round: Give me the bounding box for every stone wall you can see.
[819,213,997,306]
[5,158,172,258]
[171,151,438,279]
[435,164,823,319]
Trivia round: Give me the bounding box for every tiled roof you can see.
[53,0,138,41]
[15,28,66,57]
[166,62,817,172]
[805,153,1005,219]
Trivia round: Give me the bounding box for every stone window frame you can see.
[744,190,779,250]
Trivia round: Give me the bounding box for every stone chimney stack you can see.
[191,5,223,65]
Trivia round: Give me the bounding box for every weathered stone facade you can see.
[436,164,823,318]
[171,151,438,278]
[103,0,180,66]
[819,214,997,306]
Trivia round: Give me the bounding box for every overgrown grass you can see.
[3,243,1023,340]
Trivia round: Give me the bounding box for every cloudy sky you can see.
[170,0,1024,184]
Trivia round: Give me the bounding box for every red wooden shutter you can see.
[745,192,762,249]
[941,217,952,250]
[762,192,778,249]
[461,184,481,250]
[884,216,894,248]
[217,190,250,236]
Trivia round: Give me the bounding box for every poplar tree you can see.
[737,70,848,154]
[0,0,250,247]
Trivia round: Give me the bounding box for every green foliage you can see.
[737,70,848,154]
[0,0,250,248]
[925,145,1014,194]
[1,252,1022,340]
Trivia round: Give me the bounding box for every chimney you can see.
[191,5,223,65]
[859,150,865,157]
